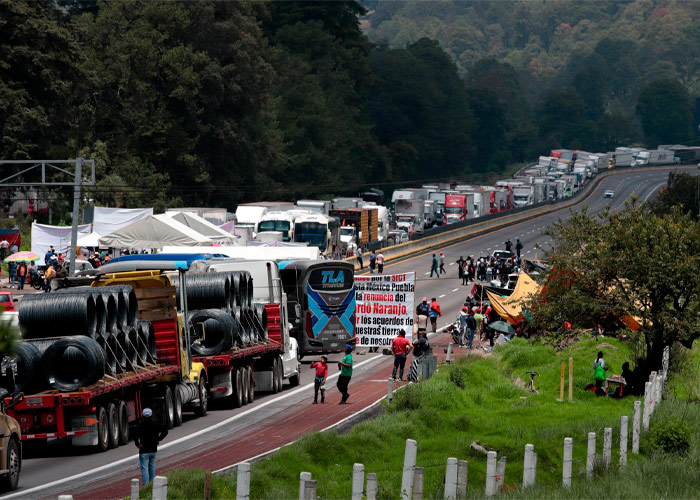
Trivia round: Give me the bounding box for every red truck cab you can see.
[444,194,467,223]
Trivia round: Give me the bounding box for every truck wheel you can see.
[289,371,300,387]
[241,368,250,406]
[276,356,284,391]
[163,387,175,429]
[233,368,243,408]
[117,401,129,445]
[247,366,255,403]
[173,387,183,427]
[107,402,120,449]
[194,377,208,417]
[0,439,20,491]
[96,406,109,452]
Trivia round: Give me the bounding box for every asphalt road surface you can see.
[3,166,690,499]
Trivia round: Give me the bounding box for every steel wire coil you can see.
[231,306,254,345]
[19,293,97,339]
[236,272,253,308]
[229,272,240,309]
[100,285,138,327]
[43,336,105,392]
[133,324,148,366]
[102,334,118,375]
[189,309,236,356]
[55,288,118,336]
[123,326,139,369]
[0,342,42,394]
[173,273,231,311]
[137,321,157,363]
[115,329,129,372]
[253,303,269,341]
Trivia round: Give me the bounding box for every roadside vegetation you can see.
[134,336,699,499]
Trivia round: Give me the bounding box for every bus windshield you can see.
[294,222,327,250]
[259,220,291,240]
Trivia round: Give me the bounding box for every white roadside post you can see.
[522,444,534,488]
[366,473,378,500]
[413,467,425,500]
[562,437,573,487]
[603,428,612,469]
[303,480,317,500]
[457,460,468,497]
[351,463,364,500]
[446,343,454,364]
[485,451,497,497]
[496,456,507,490]
[401,439,417,500]
[586,433,596,478]
[444,457,458,500]
[529,453,537,486]
[633,400,641,453]
[643,382,652,430]
[620,416,629,468]
[649,371,657,413]
[299,472,312,500]
[388,378,394,403]
[152,476,168,500]
[236,462,251,500]
[130,479,140,500]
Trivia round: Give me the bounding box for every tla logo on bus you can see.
[321,270,344,284]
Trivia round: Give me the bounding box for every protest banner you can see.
[354,272,415,348]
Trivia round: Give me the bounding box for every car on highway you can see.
[0,292,15,312]
[604,190,614,198]
[388,229,409,245]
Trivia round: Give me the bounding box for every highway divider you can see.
[347,165,686,270]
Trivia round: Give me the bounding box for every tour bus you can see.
[257,209,310,242]
[278,259,355,357]
[293,213,340,255]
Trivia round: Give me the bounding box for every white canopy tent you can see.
[167,211,237,244]
[92,207,153,236]
[76,231,103,248]
[98,214,213,248]
[31,223,92,265]
[161,245,321,261]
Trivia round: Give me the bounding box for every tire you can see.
[107,402,119,449]
[289,371,300,387]
[241,367,250,406]
[276,356,284,392]
[272,358,280,394]
[194,376,208,417]
[117,401,129,445]
[0,439,20,491]
[173,387,183,427]
[163,386,175,429]
[233,368,243,408]
[96,406,109,452]
[247,366,255,403]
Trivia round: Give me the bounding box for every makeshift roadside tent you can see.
[92,207,153,236]
[98,214,213,248]
[487,272,541,325]
[32,222,92,265]
[77,231,102,248]
[167,211,236,244]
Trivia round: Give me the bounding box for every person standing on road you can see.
[430,254,439,278]
[0,239,8,261]
[337,344,353,404]
[357,252,363,270]
[516,238,523,259]
[458,306,469,347]
[466,308,477,349]
[134,408,168,486]
[7,261,17,289]
[310,356,328,404]
[43,264,55,292]
[17,261,27,290]
[439,252,446,274]
[391,331,413,381]
[504,239,512,252]
[376,252,385,274]
[429,297,441,332]
[369,251,376,273]
[456,256,465,282]
[408,331,430,382]
[416,297,430,318]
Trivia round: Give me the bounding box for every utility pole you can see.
[69,157,83,276]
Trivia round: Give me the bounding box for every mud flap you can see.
[254,370,274,392]
[71,414,99,447]
[210,370,233,399]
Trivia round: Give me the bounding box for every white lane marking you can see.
[526,251,531,254]
[1,354,383,499]
[486,247,491,251]
[439,294,446,298]
[424,272,430,275]
[643,182,666,202]
[449,262,455,266]
[452,288,459,292]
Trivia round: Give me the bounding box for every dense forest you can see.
[0,0,698,212]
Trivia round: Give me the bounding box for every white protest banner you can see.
[354,272,415,348]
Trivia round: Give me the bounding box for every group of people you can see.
[456,253,520,286]
[310,344,354,405]
[356,251,385,273]
[429,252,446,277]
[415,296,441,333]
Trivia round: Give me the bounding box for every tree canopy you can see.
[529,201,700,373]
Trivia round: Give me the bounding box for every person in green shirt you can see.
[337,344,353,404]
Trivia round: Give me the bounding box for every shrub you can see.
[648,418,691,455]
[388,383,422,412]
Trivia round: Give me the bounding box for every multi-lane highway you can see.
[4,166,690,500]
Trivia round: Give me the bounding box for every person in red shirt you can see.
[391,331,413,381]
[310,356,328,404]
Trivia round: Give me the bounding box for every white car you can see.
[604,190,614,199]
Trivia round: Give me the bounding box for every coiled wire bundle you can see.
[19,293,97,339]
[137,320,157,364]
[189,309,237,356]
[174,273,232,311]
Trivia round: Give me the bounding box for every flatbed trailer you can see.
[6,271,209,452]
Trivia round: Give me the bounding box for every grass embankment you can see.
[137,337,677,499]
